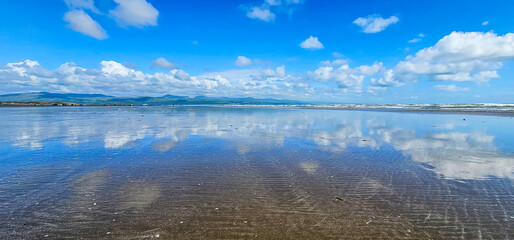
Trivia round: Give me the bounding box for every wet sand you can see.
[0,106,512,239]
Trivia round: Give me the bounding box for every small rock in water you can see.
[334,196,345,202]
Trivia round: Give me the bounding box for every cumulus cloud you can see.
[151,57,176,69]
[369,69,403,87]
[435,84,470,92]
[6,31,513,99]
[235,56,252,66]
[353,15,399,33]
[482,21,489,26]
[110,0,159,27]
[309,62,384,91]
[0,59,314,100]
[262,65,286,77]
[300,36,324,50]
[394,31,512,83]
[64,10,108,39]
[247,6,275,22]
[367,31,514,93]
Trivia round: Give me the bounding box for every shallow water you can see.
[0,106,512,239]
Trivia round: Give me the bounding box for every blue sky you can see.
[1,0,514,103]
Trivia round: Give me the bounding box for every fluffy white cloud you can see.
[0,59,316,100]
[367,31,514,93]
[151,57,176,69]
[246,6,275,22]
[64,0,99,13]
[300,36,324,50]
[110,0,159,27]
[353,15,399,33]
[64,10,108,39]
[235,56,252,66]
[435,84,470,92]
[394,31,514,83]
[310,62,384,91]
[263,65,286,77]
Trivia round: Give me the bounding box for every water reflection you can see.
[0,107,512,180]
[1,106,513,239]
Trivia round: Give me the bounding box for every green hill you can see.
[0,92,301,106]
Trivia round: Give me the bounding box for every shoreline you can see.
[1,103,514,116]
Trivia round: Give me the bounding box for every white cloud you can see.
[309,63,384,91]
[408,33,425,43]
[321,59,348,66]
[246,6,275,22]
[235,56,252,66]
[435,84,470,92]
[394,31,513,83]
[366,31,514,93]
[64,0,99,13]
[263,65,286,77]
[300,36,324,50]
[408,38,421,43]
[64,10,108,39]
[369,69,403,87]
[245,0,303,22]
[353,15,399,33]
[110,0,159,27]
[151,57,175,69]
[358,62,383,75]
[482,21,489,26]
[0,59,313,100]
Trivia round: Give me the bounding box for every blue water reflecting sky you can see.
[0,106,512,180]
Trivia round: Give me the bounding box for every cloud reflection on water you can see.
[0,107,512,180]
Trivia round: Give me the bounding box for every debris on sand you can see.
[334,196,345,202]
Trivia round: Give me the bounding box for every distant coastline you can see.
[2,102,514,116]
[1,92,513,115]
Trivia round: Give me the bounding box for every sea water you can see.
[0,106,512,239]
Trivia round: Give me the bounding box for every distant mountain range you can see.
[0,92,302,105]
